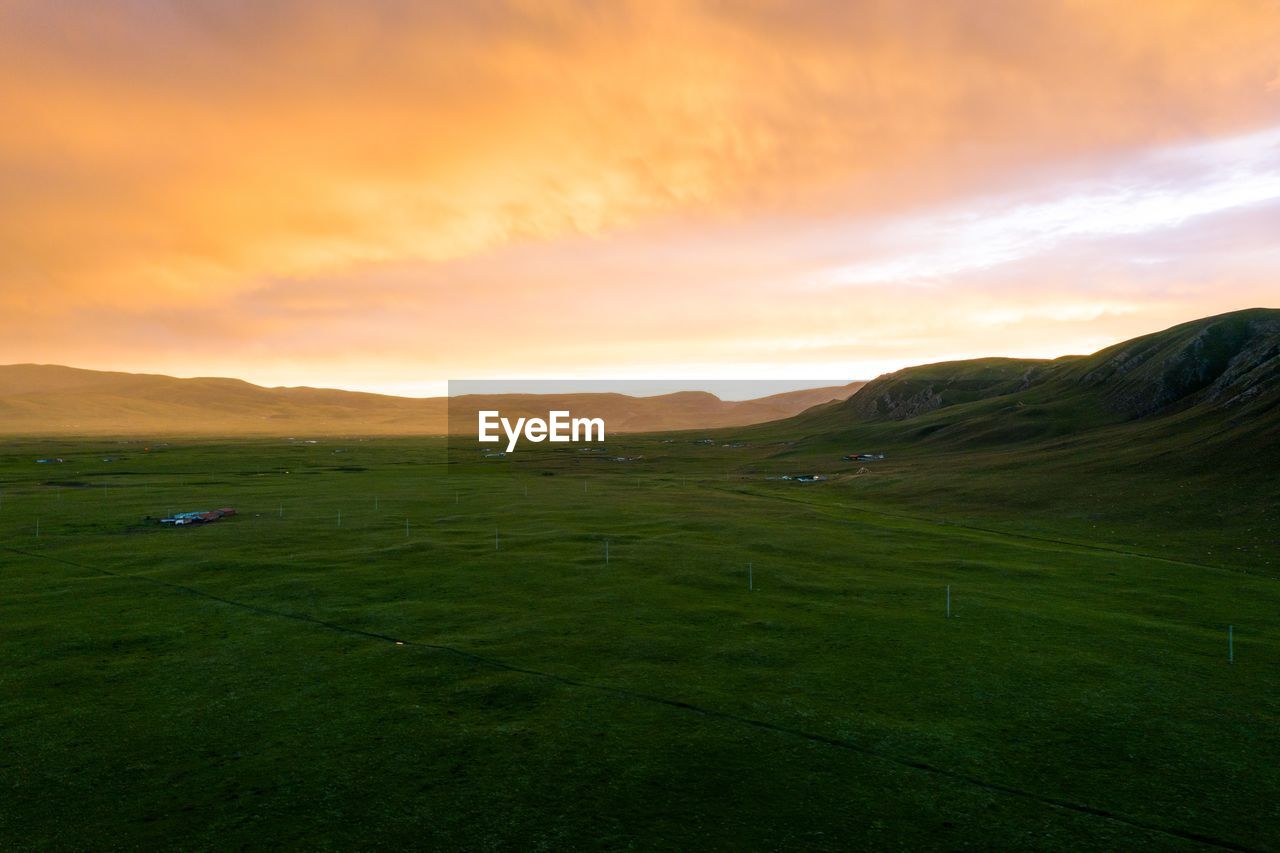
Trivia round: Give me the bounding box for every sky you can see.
[2,0,1278,396]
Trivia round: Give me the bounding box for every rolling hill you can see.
[787,307,1280,450]
[739,308,1280,573]
[4,309,1276,443]
[0,365,864,436]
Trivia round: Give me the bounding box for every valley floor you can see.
[1,437,1277,850]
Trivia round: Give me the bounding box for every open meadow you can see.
[2,433,1277,850]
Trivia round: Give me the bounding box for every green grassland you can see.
[2,429,1277,850]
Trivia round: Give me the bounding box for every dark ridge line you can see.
[4,544,1259,853]
[716,484,1275,581]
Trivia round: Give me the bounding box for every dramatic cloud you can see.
[815,126,1280,288]
[1,0,1278,388]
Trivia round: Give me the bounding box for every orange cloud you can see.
[1,0,1278,385]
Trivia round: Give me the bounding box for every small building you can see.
[160,508,236,527]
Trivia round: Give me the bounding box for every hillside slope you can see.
[791,308,1279,450]
[842,358,1053,421]
[735,308,1279,575]
[1067,307,1280,421]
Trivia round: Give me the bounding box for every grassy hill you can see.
[783,307,1279,448]
[726,308,1280,575]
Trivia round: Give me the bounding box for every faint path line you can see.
[4,544,1260,853]
[714,484,1276,581]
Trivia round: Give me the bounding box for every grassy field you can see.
[2,435,1277,850]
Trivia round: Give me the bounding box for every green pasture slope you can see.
[1,431,1276,851]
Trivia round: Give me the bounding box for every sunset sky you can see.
[2,0,1278,395]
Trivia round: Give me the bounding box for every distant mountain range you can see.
[0,365,865,435]
[4,308,1276,441]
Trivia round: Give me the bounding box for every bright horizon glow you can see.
[2,1,1278,390]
